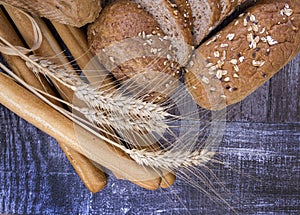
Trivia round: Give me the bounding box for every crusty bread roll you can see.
[2,0,102,27]
[185,0,300,110]
[88,0,180,101]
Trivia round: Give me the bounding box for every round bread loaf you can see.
[88,0,180,102]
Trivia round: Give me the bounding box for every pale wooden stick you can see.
[1,8,107,193]
[4,6,162,190]
[51,22,178,189]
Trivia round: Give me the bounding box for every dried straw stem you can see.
[0,7,107,193]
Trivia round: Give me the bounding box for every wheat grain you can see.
[23,55,220,170]
[0,29,220,171]
[26,55,171,136]
[126,148,215,170]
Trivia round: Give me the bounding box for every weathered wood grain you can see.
[227,54,300,123]
[0,33,299,215]
[0,108,299,214]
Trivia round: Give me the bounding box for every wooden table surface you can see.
[0,53,299,214]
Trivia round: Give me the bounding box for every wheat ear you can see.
[26,55,170,136]
[24,55,218,170]
[0,32,220,172]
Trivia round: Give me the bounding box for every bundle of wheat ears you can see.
[0,1,214,191]
[0,0,299,209]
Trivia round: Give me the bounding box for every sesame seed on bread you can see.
[185,0,300,110]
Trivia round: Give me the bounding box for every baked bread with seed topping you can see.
[132,0,194,65]
[2,0,102,27]
[87,0,180,101]
[172,0,194,39]
[184,0,300,110]
[188,0,222,45]
[189,0,255,46]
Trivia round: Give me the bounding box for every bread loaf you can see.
[1,0,102,27]
[220,0,242,20]
[185,0,300,110]
[132,0,194,65]
[87,0,180,101]
[172,0,193,34]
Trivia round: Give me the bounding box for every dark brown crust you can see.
[3,0,102,27]
[185,0,300,110]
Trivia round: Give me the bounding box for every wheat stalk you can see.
[0,26,221,172]
[24,55,219,170]
[26,55,170,136]
[126,148,216,170]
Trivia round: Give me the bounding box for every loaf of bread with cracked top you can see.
[2,0,102,27]
[185,0,300,110]
[88,0,180,101]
